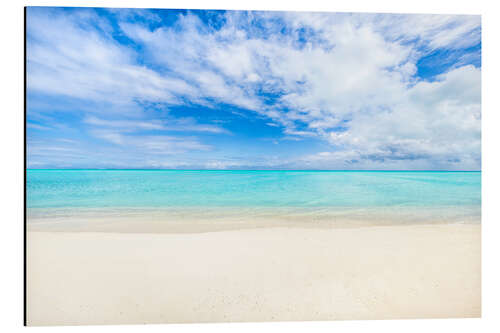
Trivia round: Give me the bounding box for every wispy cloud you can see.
[91,130,211,153]
[84,116,231,134]
[27,8,195,109]
[27,122,51,131]
[26,8,481,170]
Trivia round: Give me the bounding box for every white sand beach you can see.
[26,223,480,326]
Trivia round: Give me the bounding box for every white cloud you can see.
[27,9,481,169]
[91,130,211,153]
[26,8,195,109]
[312,65,481,170]
[84,116,230,134]
[27,122,51,131]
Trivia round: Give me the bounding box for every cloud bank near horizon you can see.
[26,8,481,170]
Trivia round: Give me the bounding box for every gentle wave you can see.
[27,170,481,209]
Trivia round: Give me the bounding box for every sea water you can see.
[26,170,481,226]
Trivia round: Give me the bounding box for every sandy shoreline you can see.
[26,223,481,326]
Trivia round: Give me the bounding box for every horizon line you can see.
[25,168,482,172]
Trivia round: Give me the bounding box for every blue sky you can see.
[26,7,481,170]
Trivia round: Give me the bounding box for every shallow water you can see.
[27,170,481,226]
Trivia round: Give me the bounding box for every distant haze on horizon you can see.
[26,7,481,171]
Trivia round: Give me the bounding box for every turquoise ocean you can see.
[26,170,481,226]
